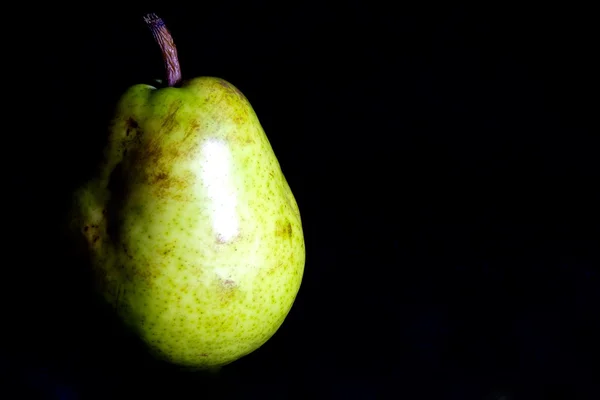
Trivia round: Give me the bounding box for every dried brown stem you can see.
[143,13,182,87]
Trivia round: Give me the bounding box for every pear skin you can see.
[70,16,305,368]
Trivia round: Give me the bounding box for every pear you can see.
[69,13,305,369]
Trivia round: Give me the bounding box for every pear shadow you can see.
[105,161,127,245]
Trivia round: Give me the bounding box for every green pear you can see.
[69,13,305,369]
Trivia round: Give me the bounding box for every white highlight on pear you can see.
[198,138,239,243]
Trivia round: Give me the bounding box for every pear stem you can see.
[143,13,182,87]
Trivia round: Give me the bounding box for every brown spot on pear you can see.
[217,278,238,304]
[275,219,293,238]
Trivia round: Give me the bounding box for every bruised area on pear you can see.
[70,72,305,369]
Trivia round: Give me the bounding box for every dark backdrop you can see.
[6,2,598,399]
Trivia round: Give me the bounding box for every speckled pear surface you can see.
[70,77,305,368]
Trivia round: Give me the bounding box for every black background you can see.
[5,2,598,399]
